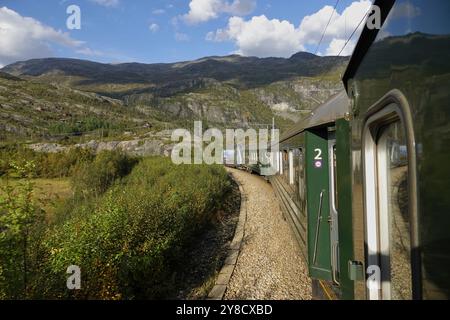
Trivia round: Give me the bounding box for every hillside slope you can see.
[0,52,348,140]
[0,72,150,141]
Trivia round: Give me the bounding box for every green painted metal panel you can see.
[336,118,355,300]
[306,129,332,281]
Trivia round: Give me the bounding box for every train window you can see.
[292,149,302,204]
[363,103,414,300]
[289,151,294,185]
[283,151,289,182]
[279,152,283,175]
[298,149,305,206]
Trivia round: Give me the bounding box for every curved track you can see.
[224,168,312,300]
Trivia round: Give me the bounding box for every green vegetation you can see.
[0,178,71,220]
[48,117,120,135]
[0,151,231,300]
[0,145,95,179]
[0,52,346,299]
[70,150,138,198]
[0,162,45,299]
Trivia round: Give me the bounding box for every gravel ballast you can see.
[224,169,312,300]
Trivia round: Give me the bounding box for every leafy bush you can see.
[48,117,121,135]
[0,153,231,300]
[70,150,138,198]
[42,158,231,299]
[0,145,95,179]
[39,148,95,178]
[0,162,46,299]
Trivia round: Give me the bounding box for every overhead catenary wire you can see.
[314,3,373,99]
[314,0,340,55]
[336,5,372,57]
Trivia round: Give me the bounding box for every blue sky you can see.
[0,0,375,66]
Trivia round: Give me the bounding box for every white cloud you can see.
[325,38,355,56]
[90,0,119,7]
[207,0,372,57]
[182,0,256,24]
[298,0,372,46]
[208,15,304,58]
[149,23,160,33]
[0,7,84,66]
[223,0,256,16]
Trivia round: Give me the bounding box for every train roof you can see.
[279,90,350,143]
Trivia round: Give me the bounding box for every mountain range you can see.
[0,52,349,142]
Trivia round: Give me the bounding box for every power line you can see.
[314,4,371,95]
[314,0,340,55]
[336,6,372,57]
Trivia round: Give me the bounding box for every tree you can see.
[0,161,45,299]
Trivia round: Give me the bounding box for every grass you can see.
[0,178,72,219]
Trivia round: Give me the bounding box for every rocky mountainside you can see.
[0,71,157,141]
[0,52,348,142]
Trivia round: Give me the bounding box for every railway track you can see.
[222,168,312,300]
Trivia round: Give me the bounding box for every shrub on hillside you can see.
[70,150,138,198]
[0,162,46,299]
[0,146,95,179]
[39,148,95,178]
[42,157,231,299]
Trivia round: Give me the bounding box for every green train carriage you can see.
[270,91,354,300]
[343,0,450,300]
[268,0,450,300]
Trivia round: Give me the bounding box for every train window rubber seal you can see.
[361,89,421,300]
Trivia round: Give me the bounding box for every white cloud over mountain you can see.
[207,0,372,57]
[0,7,85,66]
[207,15,305,57]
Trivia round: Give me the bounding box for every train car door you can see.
[363,104,415,300]
[306,127,339,282]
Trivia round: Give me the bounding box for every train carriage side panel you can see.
[336,118,355,300]
[343,0,450,299]
[271,133,309,261]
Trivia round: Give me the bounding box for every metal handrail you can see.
[312,190,325,265]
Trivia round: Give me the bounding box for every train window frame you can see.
[283,150,289,183]
[289,150,295,185]
[279,152,283,175]
[361,89,420,300]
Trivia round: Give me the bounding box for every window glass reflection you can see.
[379,121,412,300]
